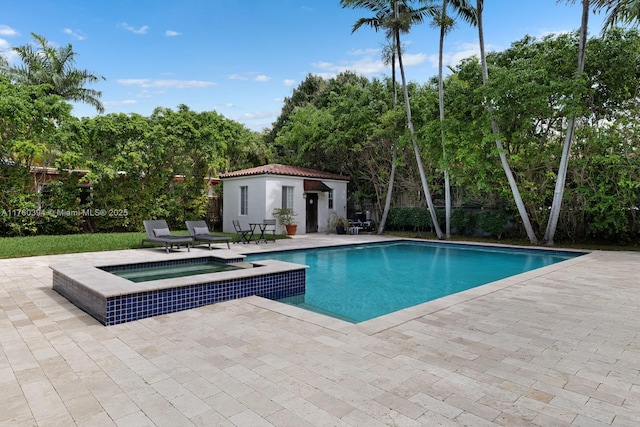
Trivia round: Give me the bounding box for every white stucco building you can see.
[219,164,349,235]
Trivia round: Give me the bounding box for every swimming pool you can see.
[247,241,584,323]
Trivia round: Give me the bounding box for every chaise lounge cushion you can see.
[193,226,210,236]
[153,228,171,237]
[185,220,231,249]
[142,220,192,253]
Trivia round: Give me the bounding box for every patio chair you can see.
[262,219,276,242]
[232,219,252,244]
[142,220,193,253]
[185,220,231,249]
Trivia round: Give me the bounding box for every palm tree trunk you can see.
[477,0,538,245]
[378,143,397,234]
[439,0,451,239]
[378,51,399,234]
[543,0,589,246]
[397,26,444,239]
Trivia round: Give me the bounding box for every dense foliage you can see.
[1,92,268,235]
[269,29,640,243]
[1,28,639,245]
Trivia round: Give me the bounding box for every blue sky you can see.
[1,0,605,132]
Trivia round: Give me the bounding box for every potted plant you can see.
[328,212,350,234]
[272,208,298,235]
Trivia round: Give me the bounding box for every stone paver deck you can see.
[1,234,639,426]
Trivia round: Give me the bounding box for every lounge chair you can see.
[142,220,193,253]
[262,219,276,242]
[185,220,231,249]
[232,219,252,244]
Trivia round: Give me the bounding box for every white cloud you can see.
[63,28,86,40]
[348,48,379,56]
[117,78,149,86]
[0,25,18,36]
[119,23,149,35]
[427,42,480,70]
[228,74,248,80]
[401,52,428,67]
[283,79,296,87]
[104,99,138,109]
[312,47,431,79]
[135,90,154,98]
[0,39,18,63]
[117,78,216,88]
[233,110,280,131]
[312,56,385,77]
[228,72,271,82]
[165,30,181,37]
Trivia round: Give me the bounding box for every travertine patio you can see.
[1,234,639,426]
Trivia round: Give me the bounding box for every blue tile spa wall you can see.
[105,269,305,325]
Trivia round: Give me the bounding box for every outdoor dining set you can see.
[231,219,277,244]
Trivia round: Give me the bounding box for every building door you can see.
[305,193,318,233]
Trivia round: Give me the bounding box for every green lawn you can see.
[0,232,145,259]
[0,232,223,259]
[0,231,293,259]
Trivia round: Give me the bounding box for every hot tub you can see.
[51,251,307,325]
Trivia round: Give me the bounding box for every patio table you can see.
[249,222,269,243]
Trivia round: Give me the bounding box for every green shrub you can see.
[387,207,434,232]
[450,209,476,234]
[37,174,85,235]
[476,211,511,238]
[1,193,40,236]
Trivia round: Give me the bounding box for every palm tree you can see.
[543,0,589,246]
[342,0,444,238]
[591,0,640,29]
[543,0,640,245]
[476,0,538,244]
[433,0,476,238]
[5,33,105,113]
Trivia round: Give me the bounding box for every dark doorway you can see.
[305,193,318,233]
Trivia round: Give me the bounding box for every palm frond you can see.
[6,32,105,113]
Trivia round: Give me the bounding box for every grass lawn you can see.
[0,231,239,259]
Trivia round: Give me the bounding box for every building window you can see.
[240,186,248,215]
[328,189,334,210]
[282,186,294,209]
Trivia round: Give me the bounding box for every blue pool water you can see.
[247,241,583,323]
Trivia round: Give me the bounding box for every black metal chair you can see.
[232,220,252,244]
[262,219,277,242]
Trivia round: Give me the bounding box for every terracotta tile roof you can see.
[219,164,350,181]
